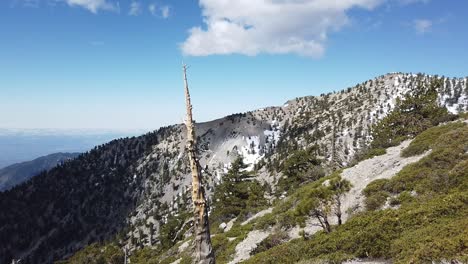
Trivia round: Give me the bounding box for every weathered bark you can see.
[313,210,332,233]
[323,215,331,233]
[124,246,128,264]
[329,112,337,169]
[183,64,215,264]
[335,196,343,226]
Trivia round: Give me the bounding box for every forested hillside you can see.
[0,152,80,192]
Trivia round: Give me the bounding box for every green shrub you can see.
[365,192,389,210]
[212,234,233,263]
[389,191,414,207]
[66,243,124,264]
[390,217,468,263]
[210,223,255,263]
[252,230,289,255]
[363,148,386,160]
[402,121,465,157]
[363,179,391,210]
[253,212,276,230]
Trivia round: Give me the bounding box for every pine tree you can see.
[372,79,455,148]
[212,157,266,222]
[296,176,352,233]
[329,176,352,225]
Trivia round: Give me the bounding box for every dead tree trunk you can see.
[183,64,215,264]
[335,196,342,226]
[124,246,128,264]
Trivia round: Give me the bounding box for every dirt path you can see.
[340,140,429,221]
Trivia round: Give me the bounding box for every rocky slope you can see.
[0,73,466,264]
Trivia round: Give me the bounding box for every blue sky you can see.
[0,0,467,131]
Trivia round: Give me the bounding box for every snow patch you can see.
[240,136,262,170]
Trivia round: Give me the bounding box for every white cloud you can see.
[413,19,432,34]
[129,1,141,16]
[181,0,385,58]
[63,0,118,14]
[148,3,157,16]
[161,5,170,19]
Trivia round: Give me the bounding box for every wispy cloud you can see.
[63,0,119,14]
[411,15,450,35]
[14,0,169,18]
[413,19,434,35]
[412,15,450,35]
[148,3,157,16]
[129,1,141,16]
[413,19,432,34]
[161,5,170,19]
[148,3,170,18]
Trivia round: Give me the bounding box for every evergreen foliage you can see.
[251,230,289,255]
[276,146,324,195]
[211,157,268,224]
[159,211,191,249]
[372,79,456,149]
[61,243,124,264]
[295,174,351,232]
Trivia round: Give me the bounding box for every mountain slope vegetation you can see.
[1,73,467,264]
[245,120,467,264]
[0,152,80,192]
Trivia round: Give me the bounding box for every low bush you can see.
[363,179,391,210]
[65,243,124,264]
[402,121,465,157]
[252,230,289,255]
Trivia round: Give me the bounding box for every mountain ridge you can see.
[0,152,80,192]
[1,72,466,264]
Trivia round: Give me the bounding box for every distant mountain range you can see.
[0,129,143,169]
[0,152,80,192]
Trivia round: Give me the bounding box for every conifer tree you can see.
[212,157,267,222]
